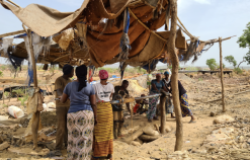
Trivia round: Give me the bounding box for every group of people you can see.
[54,64,195,160]
[55,64,130,160]
[146,71,195,123]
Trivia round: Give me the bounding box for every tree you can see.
[237,22,250,64]
[167,0,183,151]
[224,55,237,68]
[206,58,218,70]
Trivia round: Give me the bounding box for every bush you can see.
[206,58,218,70]
[234,67,243,74]
[224,55,237,68]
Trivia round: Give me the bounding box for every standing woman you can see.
[93,70,114,160]
[162,71,175,118]
[61,65,97,160]
[163,71,196,123]
[147,73,168,122]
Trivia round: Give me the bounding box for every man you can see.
[112,80,131,139]
[54,64,74,150]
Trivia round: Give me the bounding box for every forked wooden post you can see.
[27,29,40,149]
[219,37,226,112]
[168,0,183,151]
[160,95,167,134]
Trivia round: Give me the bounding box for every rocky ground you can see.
[0,71,250,159]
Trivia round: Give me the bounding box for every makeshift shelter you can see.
[0,0,216,72]
[0,0,235,152]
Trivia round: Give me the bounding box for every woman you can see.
[163,71,196,123]
[61,65,97,160]
[147,73,168,122]
[93,70,114,160]
[162,71,175,118]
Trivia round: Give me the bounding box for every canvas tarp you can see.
[0,0,133,37]
[1,0,189,68]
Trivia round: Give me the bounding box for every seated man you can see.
[137,94,149,114]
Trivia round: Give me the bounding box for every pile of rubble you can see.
[167,116,250,160]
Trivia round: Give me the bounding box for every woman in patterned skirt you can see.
[61,65,97,160]
[147,73,169,122]
[92,70,114,160]
[163,71,196,123]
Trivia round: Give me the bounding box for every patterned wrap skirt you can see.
[67,110,94,160]
[180,93,193,117]
[93,102,113,157]
[147,91,159,120]
[165,95,173,114]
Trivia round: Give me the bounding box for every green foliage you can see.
[224,55,237,68]
[238,22,250,64]
[234,67,243,74]
[0,65,6,71]
[3,92,10,98]
[18,95,29,106]
[0,71,3,77]
[206,58,218,70]
[198,78,203,81]
[13,88,29,106]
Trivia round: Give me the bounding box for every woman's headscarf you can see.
[99,70,109,80]
[63,64,73,75]
[164,71,170,75]
[156,73,161,77]
[76,65,87,91]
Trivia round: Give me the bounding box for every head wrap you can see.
[164,71,170,75]
[76,65,87,91]
[156,73,161,77]
[63,64,73,75]
[99,70,109,80]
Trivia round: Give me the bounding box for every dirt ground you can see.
[0,70,250,160]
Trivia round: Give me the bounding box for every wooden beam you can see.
[168,0,183,151]
[219,37,226,112]
[0,30,25,39]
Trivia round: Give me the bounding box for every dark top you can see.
[112,86,129,111]
[163,79,186,98]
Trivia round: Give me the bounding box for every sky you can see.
[0,0,250,67]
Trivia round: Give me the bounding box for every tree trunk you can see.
[237,59,246,68]
[167,0,183,151]
[28,29,40,149]
[160,95,167,134]
[219,37,226,112]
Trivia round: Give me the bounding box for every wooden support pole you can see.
[219,37,226,112]
[160,95,167,134]
[0,30,25,39]
[28,30,38,87]
[168,0,183,151]
[27,29,40,149]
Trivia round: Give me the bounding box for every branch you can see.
[237,58,246,68]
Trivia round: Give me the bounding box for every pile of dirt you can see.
[111,79,148,97]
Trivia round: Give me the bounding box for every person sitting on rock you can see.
[137,94,149,114]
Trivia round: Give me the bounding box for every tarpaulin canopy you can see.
[0,0,210,69]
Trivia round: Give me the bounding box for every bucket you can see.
[8,105,24,119]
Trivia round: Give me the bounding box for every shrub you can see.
[206,58,218,70]
[234,67,243,74]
